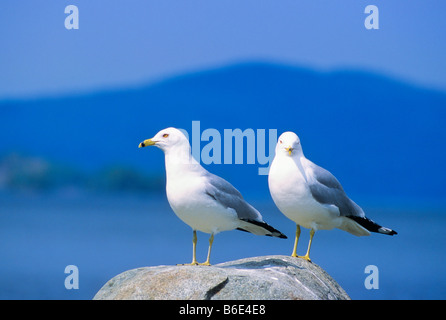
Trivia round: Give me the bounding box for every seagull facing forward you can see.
[268,131,397,262]
[139,127,286,266]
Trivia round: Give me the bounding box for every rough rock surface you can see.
[93,255,350,300]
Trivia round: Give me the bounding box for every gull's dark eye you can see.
[279,140,283,144]
[163,133,169,138]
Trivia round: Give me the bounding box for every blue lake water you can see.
[0,192,445,300]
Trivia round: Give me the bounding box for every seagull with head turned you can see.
[268,131,397,262]
[139,127,286,266]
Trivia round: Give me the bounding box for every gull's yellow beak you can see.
[286,147,294,156]
[138,139,156,148]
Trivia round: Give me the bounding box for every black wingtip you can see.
[240,218,287,239]
[277,233,288,239]
[347,215,397,236]
[379,228,398,236]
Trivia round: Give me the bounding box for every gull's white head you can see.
[138,127,190,154]
[275,131,303,157]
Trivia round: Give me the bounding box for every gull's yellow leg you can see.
[178,230,199,266]
[291,224,301,257]
[300,228,315,262]
[199,233,214,266]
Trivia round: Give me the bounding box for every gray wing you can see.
[203,172,263,222]
[305,160,365,218]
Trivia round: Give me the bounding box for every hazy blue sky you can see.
[1,1,446,99]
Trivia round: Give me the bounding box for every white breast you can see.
[166,171,239,234]
[268,155,341,231]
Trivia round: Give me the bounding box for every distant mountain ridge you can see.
[1,62,445,201]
